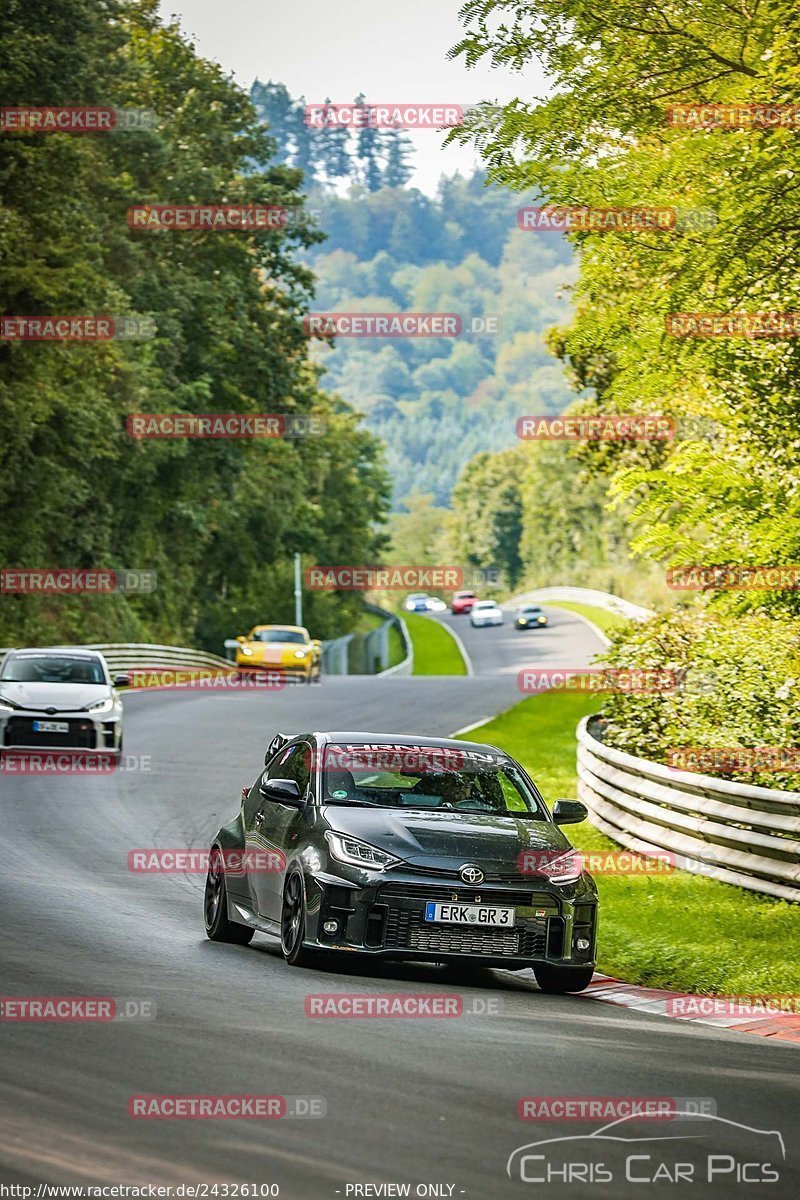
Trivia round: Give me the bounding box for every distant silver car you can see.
[470,600,504,628]
[0,648,127,755]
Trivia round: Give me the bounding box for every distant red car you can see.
[451,589,477,614]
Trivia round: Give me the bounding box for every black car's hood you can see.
[322,806,571,870]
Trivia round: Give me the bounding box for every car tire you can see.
[204,846,255,945]
[281,872,316,967]
[533,963,594,994]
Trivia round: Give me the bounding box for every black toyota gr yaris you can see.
[204,731,598,993]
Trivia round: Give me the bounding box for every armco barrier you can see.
[577,714,800,903]
[0,643,232,675]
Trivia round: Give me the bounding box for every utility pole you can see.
[294,552,303,627]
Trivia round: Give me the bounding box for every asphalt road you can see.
[1,607,798,1198]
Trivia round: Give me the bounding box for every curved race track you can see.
[1,606,798,1197]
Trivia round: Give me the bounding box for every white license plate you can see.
[424,902,515,927]
[32,720,69,734]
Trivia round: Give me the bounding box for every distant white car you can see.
[0,648,127,755]
[470,600,504,628]
[404,593,447,613]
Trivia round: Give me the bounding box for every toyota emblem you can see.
[459,864,484,885]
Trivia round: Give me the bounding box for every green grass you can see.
[386,620,406,668]
[404,612,468,675]
[547,600,628,636]
[457,688,800,995]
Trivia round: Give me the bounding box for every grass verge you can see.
[405,613,467,676]
[457,688,800,994]
[547,600,628,636]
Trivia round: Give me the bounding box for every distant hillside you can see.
[251,84,578,507]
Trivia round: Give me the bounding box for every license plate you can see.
[424,902,515,927]
[32,720,69,734]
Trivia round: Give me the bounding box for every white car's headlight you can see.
[85,696,115,713]
[0,696,18,712]
[293,649,308,659]
[325,831,401,872]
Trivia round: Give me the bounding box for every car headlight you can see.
[294,649,308,659]
[325,831,401,872]
[0,695,20,711]
[240,646,253,656]
[545,850,584,885]
[85,696,115,713]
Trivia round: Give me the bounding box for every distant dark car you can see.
[516,605,548,630]
[451,590,477,614]
[204,731,598,993]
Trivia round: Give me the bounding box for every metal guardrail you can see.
[577,714,800,903]
[511,585,654,622]
[0,643,232,674]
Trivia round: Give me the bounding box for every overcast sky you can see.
[157,0,547,193]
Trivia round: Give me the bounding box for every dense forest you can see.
[0,0,389,651]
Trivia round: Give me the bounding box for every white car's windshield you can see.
[2,656,106,684]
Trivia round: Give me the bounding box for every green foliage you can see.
[0,1,390,651]
[447,0,800,771]
[599,609,800,790]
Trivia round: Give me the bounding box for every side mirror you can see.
[113,673,131,688]
[236,635,246,644]
[552,799,588,826]
[259,776,303,807]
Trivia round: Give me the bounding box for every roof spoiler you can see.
[265,732,295,765]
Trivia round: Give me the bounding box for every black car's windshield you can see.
[1,656,106,684]
[250,629,306,644]
[321,744,546,818]
[519,607,542,615]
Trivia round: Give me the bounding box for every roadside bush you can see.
[598,609,800,790]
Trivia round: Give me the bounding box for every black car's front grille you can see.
[380,882,537,907]
[382,905,547,958]
[4,717,96,749]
